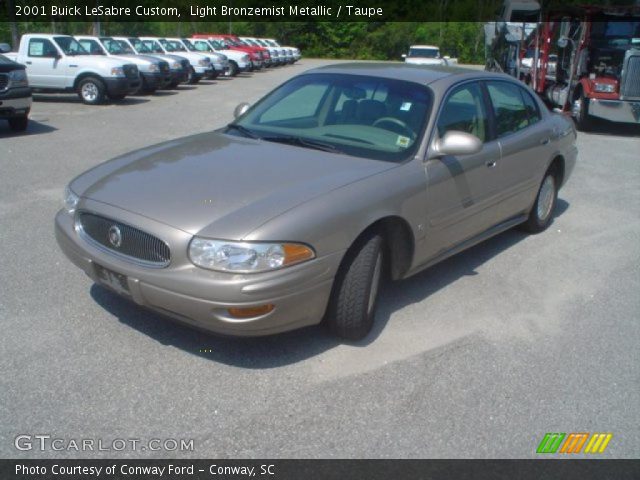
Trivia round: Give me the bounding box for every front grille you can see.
[621,52,640,99]
[123,64,139,79]
[0,73,8,91]
[159,61,170,73]
[180,59,190,70]
[78,212,170,267]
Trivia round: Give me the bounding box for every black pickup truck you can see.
[0,44,32,132]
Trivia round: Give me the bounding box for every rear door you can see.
[423,81,502,259]
[485,80,554,218]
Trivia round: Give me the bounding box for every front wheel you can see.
[8,115,28,132]
[77,77,106,105]
[326,232,384,341]
[228,61,239,77]
[186,67,200,85]
[522,170,558,233]
[573,91,593,132]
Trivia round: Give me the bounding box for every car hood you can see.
[71,132,396,239]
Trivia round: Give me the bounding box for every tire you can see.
[326,232,385,341]
[522,169,558,233]
[108,93,127,101]
[8,115,28,132]
[77,77,106,105]
[186,67,200,85]
[573,90,593,132]
[228,61,239,77]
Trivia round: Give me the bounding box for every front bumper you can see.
[104,77,141,96]
[55,206,342,336]
[140,72,164,90]
[0,87,32,118]
[589,98,640,124]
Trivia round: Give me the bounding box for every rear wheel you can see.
[8,114,28,132]
[77,77,106,105]
[522,169,558,233]
[326,232,384,341]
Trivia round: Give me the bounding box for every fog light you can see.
[228,304,275,319]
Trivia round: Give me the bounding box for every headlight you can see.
[148,63,159,72]
[8,69,28,88]
[63,186,79,214]
[593,82,615,93]
[188,238,315,273]
[198,58,210,66]
[110,67,125,77]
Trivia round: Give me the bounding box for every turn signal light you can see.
[228,304,275,319]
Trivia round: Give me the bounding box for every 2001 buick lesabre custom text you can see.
[56,64,577,340]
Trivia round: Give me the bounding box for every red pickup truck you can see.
[192,34,269,70]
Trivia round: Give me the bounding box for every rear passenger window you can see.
[487,81,539,137]
[437,83,488,143]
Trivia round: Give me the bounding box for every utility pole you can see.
[6,0,20,50]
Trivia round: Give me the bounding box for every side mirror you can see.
[233,102,250,119]
[433,131,482,157]
[0,43,11,54]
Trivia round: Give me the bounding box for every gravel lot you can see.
[1,59,639,459]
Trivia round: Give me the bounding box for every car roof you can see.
[410,45,439,49]
[305,62,504,87]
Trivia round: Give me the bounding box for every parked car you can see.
[139,37,212,84]
[187,38,251,76]
[76,36,171,93]
[4,34,140,104]
[0,45,31,131]
[403,45,457,66]
[193,34,264,70]
[252,38,288,65]
[176,38,229,78]
[263,38,301,63]
[239,37,281,66]
[115,37,189,88]
[56,64,576,340]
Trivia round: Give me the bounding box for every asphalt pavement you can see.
[1,59,639,459]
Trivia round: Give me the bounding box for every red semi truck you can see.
[486,2,640,130]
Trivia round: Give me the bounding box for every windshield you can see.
[116,40,137,54]
[159,39,184,52]
[181,39,197,51]
[232,73,432,162]
[101,38,127,55]
[128,38,151,53]
[192,40,213,52]
[141,40,164,53]
[209,40,224,50]
[591,19,640,47]
[408,48,439,58]
[54,36,89,55]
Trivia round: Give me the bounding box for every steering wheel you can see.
[372,117,415,139]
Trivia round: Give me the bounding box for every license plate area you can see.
[95,264,131,297]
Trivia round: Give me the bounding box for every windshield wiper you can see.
[226,123,260,139]
[262,135,343,154]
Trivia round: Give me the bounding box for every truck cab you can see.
[115,37,189,88]
[139,37,212,84]
[5,34,140,104]
[76,36,171,93]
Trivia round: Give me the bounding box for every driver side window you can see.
[28,38,57,58]
[437,83,488,143]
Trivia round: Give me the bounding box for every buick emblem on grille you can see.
[108,225,122,248]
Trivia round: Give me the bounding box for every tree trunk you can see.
[6,0,20,50]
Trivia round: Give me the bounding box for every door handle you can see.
[540,137,551,145]
[485,160,497,168]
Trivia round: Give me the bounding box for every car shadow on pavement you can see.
[90,199,569,368]
[0,119,57,136]
[32,94,150,106]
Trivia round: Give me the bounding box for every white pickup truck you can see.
[5,34,141,104]
[402,45,458,66]
[187,38,251,76]
[139,37,212,84]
